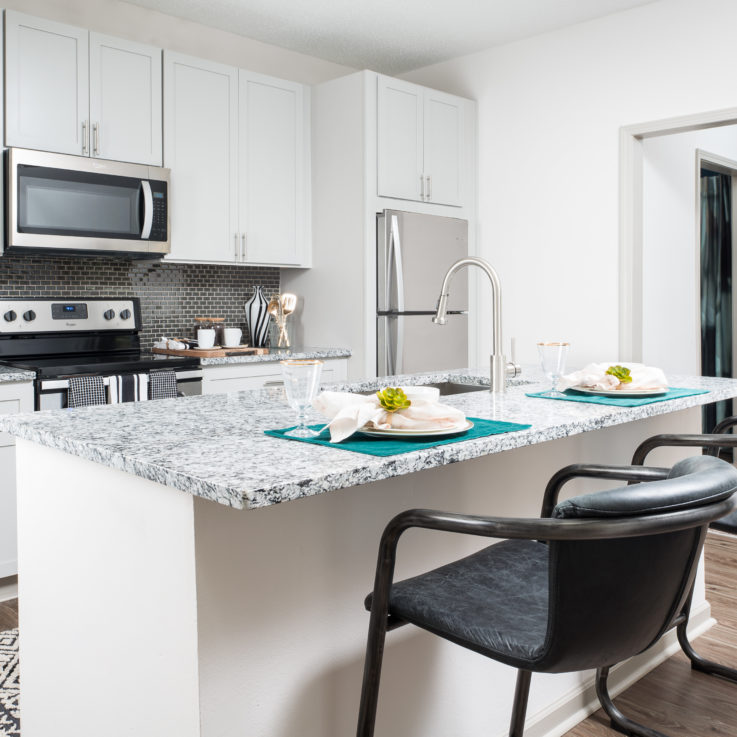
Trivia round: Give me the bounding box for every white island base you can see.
[15,408,715,737]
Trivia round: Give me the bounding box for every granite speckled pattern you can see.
[0,366,35,383]
[199,346,351,366]
[2,367,737,511]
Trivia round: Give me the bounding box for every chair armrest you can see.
[713,415,737,435]
[540,464,670,518]
[631,433,737,466]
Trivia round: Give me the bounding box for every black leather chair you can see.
[624,415,737,685]
[356,456,737,737]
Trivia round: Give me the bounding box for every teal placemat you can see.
[264,417,532,456]
[525,386,709,407]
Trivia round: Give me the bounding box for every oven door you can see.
[6,148,169,257]
[38,369,202,410]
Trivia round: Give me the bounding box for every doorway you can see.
[698,152,737,436]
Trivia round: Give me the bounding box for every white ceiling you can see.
[123,0,659,75]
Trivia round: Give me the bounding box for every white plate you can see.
[359,420,474,438]
[569,385,668,398]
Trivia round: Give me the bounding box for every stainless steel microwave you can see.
[5,147,170,258]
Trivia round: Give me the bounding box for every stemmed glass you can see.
[280,359,323,437]
[537,342,570,396]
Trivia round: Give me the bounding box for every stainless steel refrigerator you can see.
[377,209,468,376]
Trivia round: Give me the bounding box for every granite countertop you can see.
[2,367,737,510]
[0,365,35,383]
[199,346,351,366]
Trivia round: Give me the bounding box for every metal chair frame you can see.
[357,469,736,737]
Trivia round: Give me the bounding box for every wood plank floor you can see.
[0,598,17,631]
[0,533,735,734]
[564,530,737,736]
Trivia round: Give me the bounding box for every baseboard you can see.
[0,576,18,603]
[507,601,714,737]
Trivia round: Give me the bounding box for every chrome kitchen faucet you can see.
[433,256,520,392]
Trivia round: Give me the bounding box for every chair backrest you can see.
[538,455,737,673]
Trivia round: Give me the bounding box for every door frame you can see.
[619,107,737,361]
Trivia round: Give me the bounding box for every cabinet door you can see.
[164,52,238,263]
[423,90,464,207]
[377,76,424,202]
[238,72,305,266]
[0,383,34,578]
[5,11,89,155]
[89,33,163,165]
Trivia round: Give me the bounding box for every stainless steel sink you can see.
[424,381,491,395]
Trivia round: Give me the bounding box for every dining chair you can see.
[356,455,737,737]
[625,415,737,684]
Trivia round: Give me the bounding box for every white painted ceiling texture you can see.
[124,0,658,74]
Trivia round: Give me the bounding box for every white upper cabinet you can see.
[165,53,309,267]
[377,75,464,207]
[89,33,162,165]
[5,11,162,165]
[377,77,424,203]
[164,52,238,264]
[238,72,305,266]
[5,11,89,156]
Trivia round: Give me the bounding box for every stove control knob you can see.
[23,310,36,322]
[3,310,17,322]
[103,309,116,320]
[120,309,132,320]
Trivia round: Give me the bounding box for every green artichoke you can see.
[376,387,411,412]
[606,365,632,384]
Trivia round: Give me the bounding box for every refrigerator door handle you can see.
[395,315,404,375]
[389,214,406,313]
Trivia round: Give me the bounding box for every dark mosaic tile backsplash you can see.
[0,253,280,349]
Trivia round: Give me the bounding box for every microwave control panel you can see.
[148,180,168,241]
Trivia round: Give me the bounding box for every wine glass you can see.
[280,359,323,437]
[537,342,570,396]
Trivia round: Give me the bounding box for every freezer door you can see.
[377,313,468,376]
[377,210,468,313]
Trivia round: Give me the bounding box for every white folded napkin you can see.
[312,386,466,443]
[557,362,668,392]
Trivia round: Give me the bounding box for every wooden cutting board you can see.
[153,346,269,358]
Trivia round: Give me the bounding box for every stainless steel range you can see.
[0,297,202,409]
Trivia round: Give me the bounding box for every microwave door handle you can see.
[140,181,153,239]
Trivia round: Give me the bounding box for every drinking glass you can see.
[280,360,323,437]
[537,342,570,396]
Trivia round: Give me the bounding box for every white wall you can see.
[641,125,737,375]
[5,0,354,84]
[402,0,737,369]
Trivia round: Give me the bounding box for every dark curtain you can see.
[700,169,732,436]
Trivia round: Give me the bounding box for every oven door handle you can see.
[140,180,154,239]
[41,369,203,391]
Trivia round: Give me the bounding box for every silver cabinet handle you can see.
[92,122,100,156]
[426,175,432,201]
[420,174,425,200]
[234,233,239,260]
[263,380,284,387]
[241,233,247,262]
[82,121,89,155]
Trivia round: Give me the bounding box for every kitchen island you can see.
[4,369,737,737]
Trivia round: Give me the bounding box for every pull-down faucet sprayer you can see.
[433,256,520,392]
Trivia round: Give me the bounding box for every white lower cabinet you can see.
[202,359,347,394]
[0,382,34,578]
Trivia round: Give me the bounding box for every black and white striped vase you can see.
[245,286,269,347]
